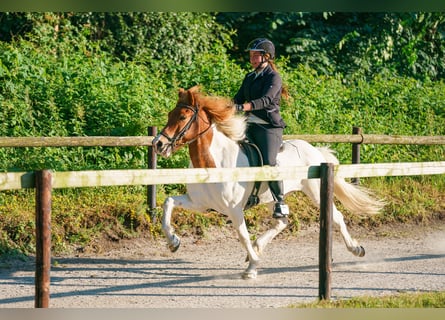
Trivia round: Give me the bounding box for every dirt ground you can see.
[0,221,444,308]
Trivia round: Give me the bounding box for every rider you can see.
[233,38,289,219]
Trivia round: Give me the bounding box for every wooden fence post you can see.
[35,169,52,308]
[319,162,334,301]
[147,126,157,221]
[351,126,362,185]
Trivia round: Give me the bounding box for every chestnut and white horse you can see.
[152,86,384,279]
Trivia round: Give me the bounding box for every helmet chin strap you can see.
[254,54,269,72]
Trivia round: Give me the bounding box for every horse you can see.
[152,86,384,279]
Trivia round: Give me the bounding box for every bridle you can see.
[158,103,212,149]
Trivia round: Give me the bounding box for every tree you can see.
[216,12,445,80]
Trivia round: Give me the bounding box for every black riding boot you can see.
[268,180,289,218]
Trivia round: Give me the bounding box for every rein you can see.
[159,103,212,148]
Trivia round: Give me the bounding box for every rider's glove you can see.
[235,104,244,112]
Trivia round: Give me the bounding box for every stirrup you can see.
[272,202,289,219]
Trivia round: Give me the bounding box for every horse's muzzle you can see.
[152,135,172,157]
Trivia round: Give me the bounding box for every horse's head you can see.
[152,86,212,157]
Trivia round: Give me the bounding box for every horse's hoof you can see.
[358,246,365,257]
[168,235,181,252]
[169,242,180,252]
[242,270,257,280]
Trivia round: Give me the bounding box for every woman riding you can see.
[233,38,289,219]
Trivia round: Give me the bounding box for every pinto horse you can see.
[152,86,384,279]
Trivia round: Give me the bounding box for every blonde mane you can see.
[196,93,246,142]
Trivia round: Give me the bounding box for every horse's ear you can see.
[188,86,201,106]
[188,85,200,93]
[178,88,186,97]
[187,89,196,106]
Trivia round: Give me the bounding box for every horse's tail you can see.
[333,176,385,215]
[317,147,385,215]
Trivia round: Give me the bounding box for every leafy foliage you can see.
[278,62,445,163]
[75,13,232,67]
[0,12,240,171]
[0,12,443,169]
[0,11,443,176]
[217,12,445,81]
[0,16,173,170]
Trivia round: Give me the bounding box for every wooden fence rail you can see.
[0,134,444,147]
[2,161,445,191]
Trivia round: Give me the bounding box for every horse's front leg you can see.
[230,212,260,279]
[162,195,189,252]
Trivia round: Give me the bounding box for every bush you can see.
[0,13,240,171]
[279,63,445,163]
[0,31,172,170]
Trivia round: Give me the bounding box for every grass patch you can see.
[357,175,445,226]
[0,186,156,255]
[294,291,445,308]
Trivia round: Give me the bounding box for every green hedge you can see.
[279,62,444,163]
[0,32,444,172]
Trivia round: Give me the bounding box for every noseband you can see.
[159,103,212,148]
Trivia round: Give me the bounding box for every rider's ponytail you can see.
[266,54,289,101]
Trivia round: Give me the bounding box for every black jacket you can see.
[234,64,286,128]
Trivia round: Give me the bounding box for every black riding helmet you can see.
[246,38,275,60]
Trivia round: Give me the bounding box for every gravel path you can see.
[1,223,444,308]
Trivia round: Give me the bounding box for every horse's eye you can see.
[179,115,187,121]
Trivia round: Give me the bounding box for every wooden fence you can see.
[1,130,444,307]
[1,161,445,307]
[1,127,444,208]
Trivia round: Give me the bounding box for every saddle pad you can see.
[239,141,263,167]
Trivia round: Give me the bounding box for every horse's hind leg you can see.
[301,179,365,257]
[332,208,365,257]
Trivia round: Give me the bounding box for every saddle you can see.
[239,141,264,210]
